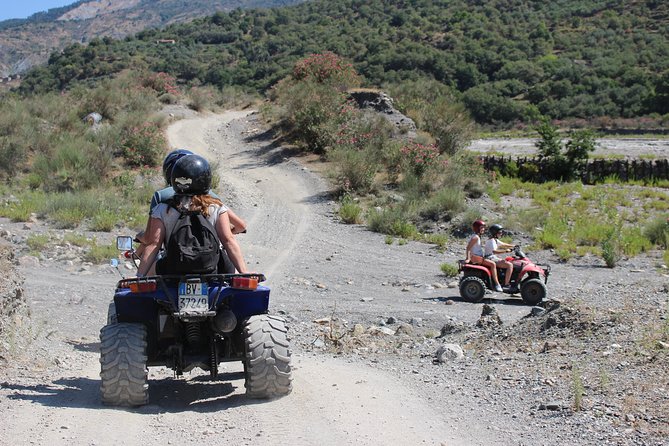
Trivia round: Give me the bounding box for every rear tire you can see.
[243,315,292,398]
[459,276,487,302]
[99,323,148,406]
[520,278,546,305]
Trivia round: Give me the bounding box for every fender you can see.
[517,263,545,282]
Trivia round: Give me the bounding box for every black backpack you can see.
[157,206,221,275]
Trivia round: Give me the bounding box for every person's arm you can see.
[465,236,476,262]
[215,211,248,273]
[495,240,515,252]
[137,217,165,277]
[226,209,247,234]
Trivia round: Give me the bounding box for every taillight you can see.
[231,277,258,290]
[119,279,157,293]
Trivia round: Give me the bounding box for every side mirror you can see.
[116,236,133,251]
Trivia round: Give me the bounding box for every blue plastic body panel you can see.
[114,284,270,323]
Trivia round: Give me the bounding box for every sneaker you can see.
[507,285,519,294]
[494,284,503,292]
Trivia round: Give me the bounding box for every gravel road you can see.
[468,138,669,158]
[0,110,667,446]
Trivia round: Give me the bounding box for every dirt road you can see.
[2,110,667,446]
[0,110,487,446]
[468,137,669,158]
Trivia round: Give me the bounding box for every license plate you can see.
[178,282,209,313]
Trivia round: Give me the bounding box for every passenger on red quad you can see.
[484,224,515,289]
[137,154,249,277]
[465,220,503,292]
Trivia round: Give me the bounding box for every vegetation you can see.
[14,0,669,128]
[0,2,666,267]
[440,263,460,278]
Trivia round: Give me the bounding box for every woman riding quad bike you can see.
[459,243,550,305]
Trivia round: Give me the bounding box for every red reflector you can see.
[119,279,157,293]
[231,277,258,290]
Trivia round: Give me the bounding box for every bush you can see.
[0,191,47,222]
[338,195,363,224]
[188,86,220,111]
[601,230,621,268]
[420,187,465,221]
[26,233,51,252]
[400,142,440,176]
[328,147,378,193]
[292,52,361,90]
[84,241,118,264]
[423,233,449,250]
[122,122,166,167]
[440,262,460,277]
[644,217,669,249]
[33,138,102,191]
[91,210,119,232]
[389,79,473,155]
[367,207,418,238]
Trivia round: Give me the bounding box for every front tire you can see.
[243,315,292,398]
[459,276,487,302]
[520,278,546,305]
[99,323,148,406]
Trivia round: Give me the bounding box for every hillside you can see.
[0,0,306,77]
[15,0,669,126]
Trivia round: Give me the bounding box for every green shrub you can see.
[385,235,394,245]
[389,79,473,155]
[338,195,363,224]
[367,207,417,238]
[91,210,119,232]
[84,242,118,264]
[644,217,669,249]
[122,122,166,167]
[26,233,51,252]
[188,86,220,111]
[420,187,465,221]
[52,208,87,229]
[64,232,91,247]
[422,233,449,250]
[0,191,47,222]
[400,141,440,176]
[601,232,621,268]
[621,227,652,256]
[328,147,378,193]
[33,138,102,191]
[440,262,459,277]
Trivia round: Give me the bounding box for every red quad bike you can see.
[458,246,550,305]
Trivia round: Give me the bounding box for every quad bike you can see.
[100,236,292,406]
[458,245,550,305]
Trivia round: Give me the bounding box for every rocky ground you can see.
[0,109,667,445]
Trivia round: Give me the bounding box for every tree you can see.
[535,119,596,181]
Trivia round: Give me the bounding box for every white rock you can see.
[435,344,465,362]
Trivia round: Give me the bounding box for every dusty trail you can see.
[0,110,476,446]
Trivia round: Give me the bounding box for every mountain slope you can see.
[15,0,669,125]
[0,0,305,77]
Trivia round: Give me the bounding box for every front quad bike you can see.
[458,246,550,305]
[100,240,292,407]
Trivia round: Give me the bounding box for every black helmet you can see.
[489,224,504,237]
[170,154,212,195]
[162,149,193,185]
